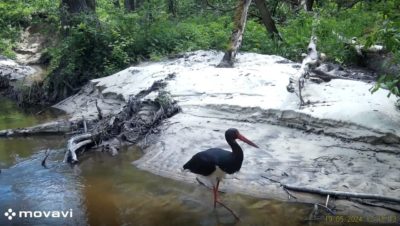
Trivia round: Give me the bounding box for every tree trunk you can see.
[167,0,177,17]
[254,0,282,40]
[305,0,314,11]
[218,0,252,67]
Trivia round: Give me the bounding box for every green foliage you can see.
[1,0,400,101]
[364,0,400,97]
[47,14,118,100]
[371,74,400,97]
[0,0,58,58]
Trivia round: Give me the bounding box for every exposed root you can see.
[64,133,95,163]
[64,90,180,163]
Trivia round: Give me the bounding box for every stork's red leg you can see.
[215,179,220,202]
[212,186,217,208]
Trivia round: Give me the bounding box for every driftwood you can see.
[351,199,400,213]
[64,91,180,163]
[64,133,95,163]
[283,184,400,204]
[262,175,400,214]
[0,120,75,137]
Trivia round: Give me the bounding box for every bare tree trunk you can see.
[218,0,252,67]
[254,0,282,40]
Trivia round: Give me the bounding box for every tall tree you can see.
[254,0,282,40]
[218,0,252,67]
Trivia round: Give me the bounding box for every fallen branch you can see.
[350,198,400,213]
[283,184,400,204]
[311,68,352,81]
[64,133,94,163]
[262,175,399,213]
[0,120,75,137]
[261,175,297,199]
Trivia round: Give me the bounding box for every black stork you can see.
[183,128,259,210]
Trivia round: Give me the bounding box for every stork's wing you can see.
[183,151,216,176]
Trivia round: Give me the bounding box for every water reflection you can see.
[0,136,65,168]
[0,97,63,130]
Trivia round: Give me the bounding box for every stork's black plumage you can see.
[183,128,259,208]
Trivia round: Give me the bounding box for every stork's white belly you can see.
[198,166,226,187]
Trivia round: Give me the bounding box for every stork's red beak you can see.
[237,133,259,148]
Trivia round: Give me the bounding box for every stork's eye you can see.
[235,131,240,137]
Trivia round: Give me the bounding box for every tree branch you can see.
[283,184,400,204]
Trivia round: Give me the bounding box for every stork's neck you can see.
[227,138,244,159]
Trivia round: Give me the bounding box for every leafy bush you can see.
[2,0,400,101]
